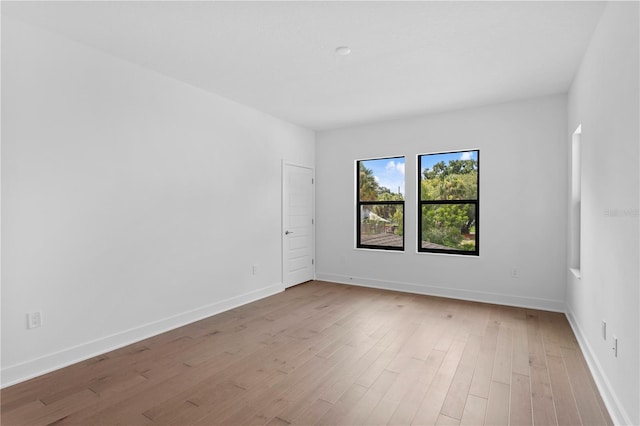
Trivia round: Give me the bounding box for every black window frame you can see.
[418,150,479,256]
[356,156,405,251]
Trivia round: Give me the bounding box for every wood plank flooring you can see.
[0,281,612,426]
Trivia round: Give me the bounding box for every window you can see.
[570,125,581,278]
[357,157,405,250]
[418,150,479,255]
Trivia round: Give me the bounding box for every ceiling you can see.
[2,1,606,131]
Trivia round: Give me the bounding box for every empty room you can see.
[1,1,638,425]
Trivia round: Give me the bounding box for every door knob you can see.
[285,230,294,235]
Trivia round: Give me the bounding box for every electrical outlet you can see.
[602,320,607,340]
[511,268,519,278]
[612,336,618,357]
[27,312,42,329]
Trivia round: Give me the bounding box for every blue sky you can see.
[420,150,478,175]
[360,151,477,195]
[361,157,405,195]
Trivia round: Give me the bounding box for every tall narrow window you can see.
[418,150,479,255]
[570,125,582,278]
[357,157,405,250]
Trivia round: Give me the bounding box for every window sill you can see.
[570,268,582,279]
[416,250,480,258]
[353,247,405,254]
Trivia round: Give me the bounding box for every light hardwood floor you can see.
[1,281,612,426]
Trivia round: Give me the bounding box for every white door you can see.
[282,162,314,288]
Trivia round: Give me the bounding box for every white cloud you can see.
[377,159,406,195]
[386,160,405,175]
[460,151,472,160]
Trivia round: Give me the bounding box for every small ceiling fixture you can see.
[335,46,351,56]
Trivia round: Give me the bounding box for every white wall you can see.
[1,16,314,386]
[316,95,568,311]
[566,2,639,425]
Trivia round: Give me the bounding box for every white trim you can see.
[1,282,284,388]
[317,273,565,312]
[565,307,631,426]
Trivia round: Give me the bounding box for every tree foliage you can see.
[359,163,404,236]
[359,163,379,201]
[421,158,477,250]
[423,159,478,180]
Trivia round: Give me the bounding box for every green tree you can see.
[423,159,478,180]
[391,208,404,236]
[359,163,404,236]
[373,191,404,218]
[421,158,477,249]
[358,163,379,201]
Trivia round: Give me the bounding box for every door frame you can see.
[282,160,316,288]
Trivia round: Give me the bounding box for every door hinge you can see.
[312,259,314,265]
[312,218,314,225]
[312,178,314,184]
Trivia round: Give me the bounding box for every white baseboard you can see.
[565,307,632,426]
[317,273,566,312]
[1,282,284,388]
